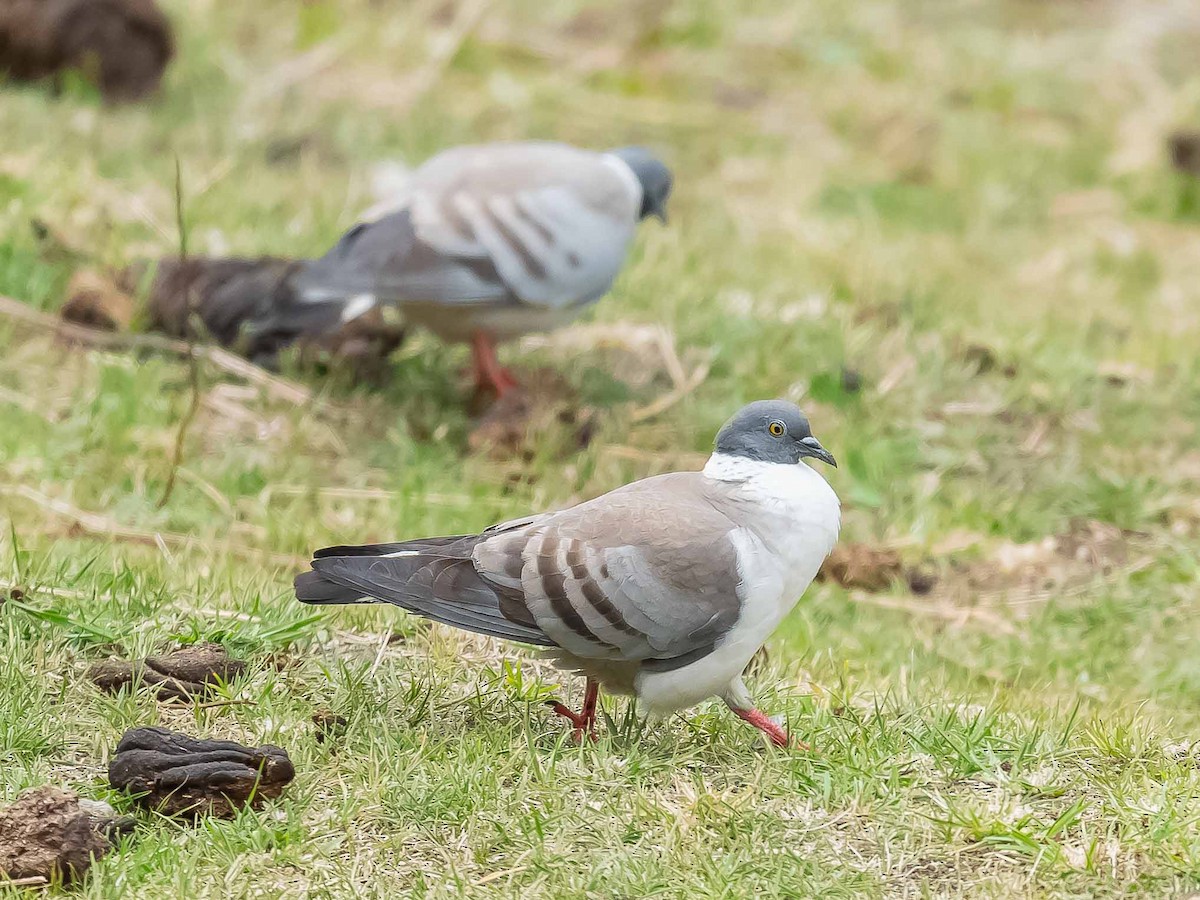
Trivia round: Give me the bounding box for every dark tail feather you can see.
[294,570,377,605]
[291,209,418,302]
[294,539,553,647]
[241,290,363,359]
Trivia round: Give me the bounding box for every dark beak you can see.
[798,436,837,468]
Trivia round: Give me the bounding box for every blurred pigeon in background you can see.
[259,141,672,395]
[296,400,839,748]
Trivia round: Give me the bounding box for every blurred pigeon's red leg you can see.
[470,331,520,396]
[547,677,600,741]
[731,707,808,750]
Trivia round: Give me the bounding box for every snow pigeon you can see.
[255,141,671,395]
[296,400,840,748]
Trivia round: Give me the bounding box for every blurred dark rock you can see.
[840,366,863,394]
[906,568,937,595]
[1168,130,1200,177]
[959,342,1017,378]
[0,0,173,102]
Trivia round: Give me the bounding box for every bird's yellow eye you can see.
[768,421,785,437]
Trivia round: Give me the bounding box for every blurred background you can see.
[2,0,1200,896]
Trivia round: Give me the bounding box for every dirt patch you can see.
[937,518,1151,608]
[108,726,295,818]
[0,787,133,885]
[60,269,135,331]
[87,642,247,701]
[819,543,936,594]
[0,0,173,102]
[1168,130,1200,177]
[840,520,1150,634]
[312,709,349,745]
[468,368,596,459]
[956,341,1018,378]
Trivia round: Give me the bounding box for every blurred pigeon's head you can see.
[714,400,836,468]
[611,146,672,222]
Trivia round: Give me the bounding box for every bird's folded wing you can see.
[410,142,641,309]
[472,473,745,663]
[295,210,512,305]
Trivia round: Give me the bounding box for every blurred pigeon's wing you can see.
[295,209,511,305]
[409,142,642,308]
[472,473,745,663]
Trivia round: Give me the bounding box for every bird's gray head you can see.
[714,400,837,468]
[611,146,672,222]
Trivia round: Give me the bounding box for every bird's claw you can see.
[545,699,598,742]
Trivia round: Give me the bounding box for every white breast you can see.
[706,454,841,604]
[634,454,840,716]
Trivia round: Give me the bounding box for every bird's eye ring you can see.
[768,421,785,437]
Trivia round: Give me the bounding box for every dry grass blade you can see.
[630,357,711,422]
[158,157,203,508]
[0,876,49,888]
[396,0,493,112]
[240,41,348,110]
[177,467,235,516]
[0,294,311,405]
[475,866,530,886]
[847,591,1018,636]
[0,384,58,423]
[263,484,475,506]
[652,327,690,391]
[2,484,304,569]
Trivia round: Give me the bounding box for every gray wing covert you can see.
[295,209,510,305]
[409,142,641,309]
[471,474,745,662]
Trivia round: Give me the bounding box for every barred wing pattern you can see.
[474,473,744,662]
[408,142,641,308]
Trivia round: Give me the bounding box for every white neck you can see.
[702,451,842,569]
[602,153,644,208]
[702,452,841,523]
[703,452,791,482]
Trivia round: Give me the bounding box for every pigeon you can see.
[296,400,840,747]
[254,141,672,395]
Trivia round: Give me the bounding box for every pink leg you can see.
[546,678,600,742]
[470,331,520,397]
[731,706,809,750]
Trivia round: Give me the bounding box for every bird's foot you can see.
[731,707,810,750]
[545,677,600,743]
[477,366,521,398]
[545,700,598,742]
[470,331,521,398]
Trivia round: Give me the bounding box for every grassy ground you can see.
[3,0,1200,896]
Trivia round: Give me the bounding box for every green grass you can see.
[3,0,1200,896]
